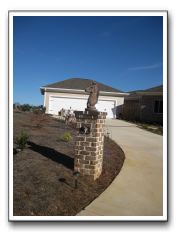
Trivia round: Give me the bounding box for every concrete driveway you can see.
[77,119,163,216]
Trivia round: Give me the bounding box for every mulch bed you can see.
[13,111,125,216]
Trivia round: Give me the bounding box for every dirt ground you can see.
[13,111,125,216]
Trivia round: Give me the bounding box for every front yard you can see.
[13,111,125,216]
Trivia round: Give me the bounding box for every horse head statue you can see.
[85,81,99,111]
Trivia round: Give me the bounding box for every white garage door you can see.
[96,100,116,118]
[49,97,87,115]
[49,97,116,118]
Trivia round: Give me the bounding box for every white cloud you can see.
[128,62,162,71]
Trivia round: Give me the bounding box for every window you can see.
[154,100,163,113]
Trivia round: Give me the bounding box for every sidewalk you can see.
[77,119,163,216]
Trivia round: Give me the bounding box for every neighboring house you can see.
[122,85,163,124]
[40,78,128,118]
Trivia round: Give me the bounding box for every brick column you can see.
[74,110,107,180]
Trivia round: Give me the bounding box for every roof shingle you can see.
[43,78,123,93]
[129,85,163,94]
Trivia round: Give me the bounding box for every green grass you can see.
[137,123,163,135]
[58,132,72,142]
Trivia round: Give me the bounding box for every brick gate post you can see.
[74,110,107,180]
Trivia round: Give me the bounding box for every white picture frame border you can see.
[9,10,168,222]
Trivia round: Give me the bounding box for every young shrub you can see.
[15,131,29,150]
[20,104,32,112]
[41,106,46,114]
[60,132,72,142]
[33,108,42,115]
[31,111,49,128]
[32,105,46,114]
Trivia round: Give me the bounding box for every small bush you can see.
[59,132,72,142]
[31,113,50,128]
[15,131,29,150]
[20,104,32,112]
[32,105,46,114]
[41,106,46,113]
[33,109,42,115]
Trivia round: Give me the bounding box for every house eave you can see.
[134,91,163,96]
[40,87,129,97]
[125,91,163,100]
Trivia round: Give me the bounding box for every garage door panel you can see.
[49,97,116,118]
[96,100,115,118]
[49,97,87,115]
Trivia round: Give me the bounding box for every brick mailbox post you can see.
[74,110,107,180]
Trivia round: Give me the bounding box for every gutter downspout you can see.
[43,88,46,107]
[139,95,142,121]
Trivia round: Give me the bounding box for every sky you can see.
[13,16,163,105]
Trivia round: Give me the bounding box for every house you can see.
[122,85,163,124]
[40,78,128,118]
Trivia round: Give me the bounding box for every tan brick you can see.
[80,145,86,150]
[75,154,81,159]
[91,142,98,147]
[80,141,91,147]
[86,146,98,152]
[98,155,103,159]
[86,137,98,142]
[90,151,98,156]
[90,169,96,174]
[75,141,80,146]
[79,159,90,164]
[76,136,85,142]
[92,132,100,137]
[91,123,96,128]
[84,164,90,169]
[97,142,101,148]
[96,124,101,128]
[89,164,97,169]
[80,150,90,156]
[75,145,86,151]
[92,128,98,133]
[75,150,80,155]
[95,133,100,137]
[90,160,99,165]
[85,156,97,161]
[82,169,91,175]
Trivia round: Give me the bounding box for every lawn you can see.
[136,123,163,135]
[13,111,125,216]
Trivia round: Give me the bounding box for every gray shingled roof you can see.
[129,85,163,94]
[42,78,124,93]
[144,85,163,92]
